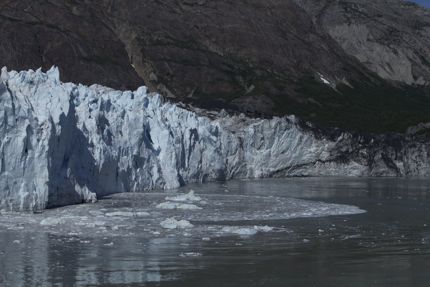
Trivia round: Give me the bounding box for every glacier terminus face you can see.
[0,67,429,211]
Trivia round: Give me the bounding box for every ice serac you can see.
[1,68,430,211]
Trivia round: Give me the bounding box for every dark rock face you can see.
[1,0,430,132]
[0,0,142,90]
[104,0,373,103]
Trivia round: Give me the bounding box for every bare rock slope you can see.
[296,0,430,85]
[0,0,430,132]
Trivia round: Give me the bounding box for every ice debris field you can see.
[0,190,365,239]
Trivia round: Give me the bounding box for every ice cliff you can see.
[1,68,429,211]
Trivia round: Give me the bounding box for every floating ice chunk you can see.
[40,218,64,226]
[341,234,362,240]
[179,252,202,257]
[12,240,20,244]
[160,218,193,229]
[165,190,201,202]
[221,225,274,236]
[156,202,202,210]
[253,225,274,232]
[79,221,106,228]
[221,226,258,236]
[105,211,150,217]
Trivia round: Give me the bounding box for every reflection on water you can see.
[0,231,199,285]
[196,177,430,201]
[1,177,430,286]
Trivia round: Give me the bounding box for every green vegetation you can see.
[272,77,430,134]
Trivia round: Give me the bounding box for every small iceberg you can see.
[160,218,194,229]
[165,190,202,203]
[40,218,65,226]
[220,225,274,236]
[156,202,202,210]
[105,211,150,217]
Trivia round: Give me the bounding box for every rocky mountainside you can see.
[0,0,430,132]
[296,0,430,85]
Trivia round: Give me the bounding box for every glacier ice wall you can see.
[1,67,429,211]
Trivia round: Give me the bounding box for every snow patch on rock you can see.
[318,73,331,85]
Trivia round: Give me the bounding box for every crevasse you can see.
[0,67,429,211]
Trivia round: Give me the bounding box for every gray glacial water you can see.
[1,177,430,287]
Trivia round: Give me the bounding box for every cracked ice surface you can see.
[1,67,428,211]
[0,67,342,211]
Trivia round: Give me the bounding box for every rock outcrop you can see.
[295,0,430,85]
[1,68,429,211]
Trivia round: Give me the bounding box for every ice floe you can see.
[105,211,150,217]
[0,191,365,240]
[160,218,194,229]
[156,202,202,210]
[165,190,202,202]
[220,225,274,236]
[179,252,202,257]
[40,218,65,226]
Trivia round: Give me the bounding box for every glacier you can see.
[0,67,429,211]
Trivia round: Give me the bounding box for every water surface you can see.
[1,177,430,287]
